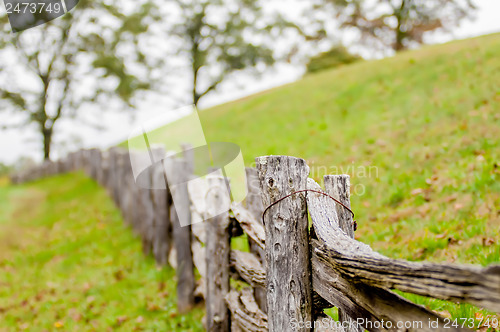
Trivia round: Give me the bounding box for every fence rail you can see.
[11,148,500,332]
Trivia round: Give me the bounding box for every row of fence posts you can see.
[11,148,359,331]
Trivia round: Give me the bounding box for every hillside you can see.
[0,174,204,331]
[142,33,500,265]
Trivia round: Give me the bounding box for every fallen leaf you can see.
[114,270,124,281]
[82,283,91,292]
[482,237,495,247]
[444,194,458,202]
[19,323,30,330]
[117,316,128,325]
[435,310,451,319]
[411,188,424,196]
[54,321,64,328]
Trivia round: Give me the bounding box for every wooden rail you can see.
[11,149,500,331]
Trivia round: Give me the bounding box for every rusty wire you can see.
[262,189,357,231]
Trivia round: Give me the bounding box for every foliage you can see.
[311,0,477,51]
[167,0,302,106]
[0,0,163,160]
[135,33,500,320]
[0,172,204,331]
[0,162,12,176]
[306,45,362,73]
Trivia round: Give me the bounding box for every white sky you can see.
[1,0,499,164]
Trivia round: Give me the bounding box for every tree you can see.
[313,0,476,51]
[0,0,163,160]
[306,44,361,73]
[168,0,299,107]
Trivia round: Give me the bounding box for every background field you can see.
[2,33,500,330]
[136,32,500,322]
[0,174,204,331]
[144,33,500,266]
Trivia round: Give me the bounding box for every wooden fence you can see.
[10,149,500,332]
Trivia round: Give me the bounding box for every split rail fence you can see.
[11,147,500,332]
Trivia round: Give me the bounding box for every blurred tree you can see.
[168,0,301,107]
[0,161,12,176]
[306,45,361,73]
[0,0,163,160]
[313,0,476,51]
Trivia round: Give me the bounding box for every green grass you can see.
[0,174,204,331]
[129,33,500,322]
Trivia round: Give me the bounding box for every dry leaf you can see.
[114,270,124,281]
[117,316,128,325]
[411,188,424,196]
[435,310,451,319]
[482,237,495,247]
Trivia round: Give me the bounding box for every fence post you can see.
[324,175,362,332]
[245,167,267,313]
[165,157,195,313]
[257,155,312,331]
[89,149,101,181]
[150,147,172,266]
[205,175,232,332]
[132,149,158,257]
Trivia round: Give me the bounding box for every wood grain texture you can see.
[151,159,171,266]
[306,179,475,331]
[245,167,267,313]
[231,250,266,288]
[324,175,362,332]
[226,289,268,332]
[205,175,232,332]
[231,203,265,251]
[165,157,195,314]
[309,179,500,313]
[188,177,209,243]
[256,155,312,332]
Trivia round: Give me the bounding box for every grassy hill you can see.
[3,33,500,329]
[143,33,500,266]
[0,174,204,331]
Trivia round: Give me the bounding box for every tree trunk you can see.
[42,127,53,161]
[394,0,407,51]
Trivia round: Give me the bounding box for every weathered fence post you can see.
[132,149,157,256]
[245,167,267,313]
[89,148,101,181]
[100,151,111,192]
[165,157,195,313]
[151,159,172,266]
[205,174,232,332]
[106,147,121,205]
[257,155,313,331]
[324,175,362,332]
[119,151,137,226]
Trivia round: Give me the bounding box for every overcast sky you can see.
[1,0,500,164]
